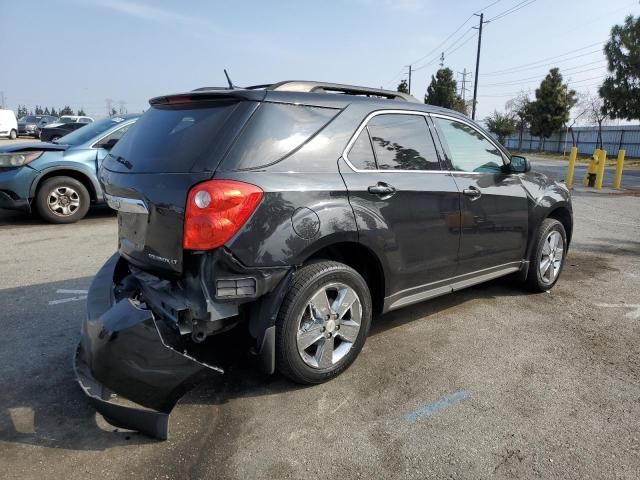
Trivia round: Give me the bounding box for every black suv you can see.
[75,81,572,438]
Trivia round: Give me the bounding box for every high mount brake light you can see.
[183,180,263,250]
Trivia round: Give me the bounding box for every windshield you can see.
[56,117,131,145]
[58,117,76,124]
[19,116,42,123]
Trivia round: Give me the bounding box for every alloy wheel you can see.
[47,186,81,217]
[296,282,362,369]
[539,230,564,284]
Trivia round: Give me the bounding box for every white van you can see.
[0,109,18,139]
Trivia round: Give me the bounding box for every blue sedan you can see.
[0,114,139,223]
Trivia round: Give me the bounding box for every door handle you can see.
[368,182,397,197]
[463,186,482,200]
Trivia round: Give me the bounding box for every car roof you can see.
[154,80,467,119]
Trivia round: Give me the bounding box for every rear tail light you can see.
[183,179,263,250]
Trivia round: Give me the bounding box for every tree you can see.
[77,107,86,116]
[505,91,531,150]
[50,107,57,117]
[600,15,640,120]
[59,106,74,116]
[35,105,43,115]
[425,68,466,114]
[527,68,576,150]
[110,107,117,117]
[44,107,50,115]
[485,111,517,144]
[397,79,409,94]
[578,92,608,149]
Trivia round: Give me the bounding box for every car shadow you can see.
[0,270,542,451]
[0,205,115,228]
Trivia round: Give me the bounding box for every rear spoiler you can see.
[149,89,266,106]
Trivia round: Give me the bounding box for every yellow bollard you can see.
[566,146,578,188]
[584,149,600,186]
[595,149,607,190]
[613,149,625,189]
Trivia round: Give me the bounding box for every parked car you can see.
[55,115,94,124]
[39,121,88,142]
[0,109,18,139]
[75,81,573,439]
[17,115,58,137]
[0,114,139,222]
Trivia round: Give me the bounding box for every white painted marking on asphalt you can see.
[56,289,88,294]
[48,296,87,305]
[595,303,640,319]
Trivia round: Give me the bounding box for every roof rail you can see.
[265,81,420,103]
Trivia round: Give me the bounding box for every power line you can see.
[481,41,606,76]
[406,0,505,68]
[482,61,607,87]
[486,0,537,22]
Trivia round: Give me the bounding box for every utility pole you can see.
[118,100,127,115]
[439,52,445,68]
[0,91,5,109]
[405,65,415,95]
[471,13,487,120]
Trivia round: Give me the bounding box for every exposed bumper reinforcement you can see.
[74,253,223,440]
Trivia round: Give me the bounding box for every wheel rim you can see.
[296,282,362,369]
[539,230,564,285]
[47,186,81,217]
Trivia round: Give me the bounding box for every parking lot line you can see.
[403,390,470,423]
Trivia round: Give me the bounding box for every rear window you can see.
[222,103,338,170]
[106,102,241,173]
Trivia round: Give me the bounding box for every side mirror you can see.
[510,155,531,173]
[97,138,119,151]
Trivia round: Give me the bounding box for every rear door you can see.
[339,111,461,307]
[431,114,528,275]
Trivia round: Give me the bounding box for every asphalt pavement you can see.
[1,163,640,479]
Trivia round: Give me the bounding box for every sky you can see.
[1,0,639,122]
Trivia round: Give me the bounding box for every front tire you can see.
[9,129,17,140]
[526,218,567,292]
[35,176,90,224]
[275,261,372,384]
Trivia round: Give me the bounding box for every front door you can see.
[339,112,461,308]
[431,115,528,275]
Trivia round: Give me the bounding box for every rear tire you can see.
[9,129,17,140]
[275,261,372,384]
[525,218,567,292]
[35,176,90,224]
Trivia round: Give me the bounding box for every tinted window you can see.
[57,117,133,145]
[79,117,92,123]
[224,103,337,170]
[347,129,376,170]
[367,114,440,171]
[434,118,504,173]
[94,124,132,148]
[108,103,240,173]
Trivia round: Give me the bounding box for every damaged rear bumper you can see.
[74,253,223,440]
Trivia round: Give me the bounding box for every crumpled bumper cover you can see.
[74,253,223,440]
